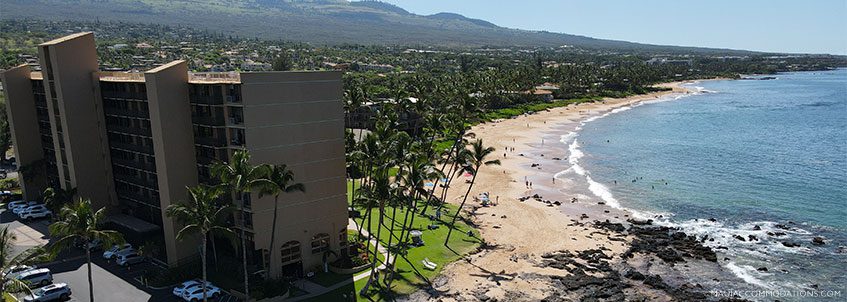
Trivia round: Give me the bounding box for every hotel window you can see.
[311,233,330,254]
[280,241,301,264]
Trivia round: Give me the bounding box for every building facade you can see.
[0,33,348,279]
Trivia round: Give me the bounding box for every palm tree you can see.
[166,185,234,302]
[445,140,500,245]
[49,199,124,302]
[210,150,271,300]
[256,164,304,279]
[42,186,77,213]
[1,226,50,299]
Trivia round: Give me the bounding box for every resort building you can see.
[0,32,348,279]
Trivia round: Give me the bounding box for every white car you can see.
[182,284,221,301]
[102,244,133,260]
[15,268,53,288]
[23,282,71,302]
[18,205,52,220]
[172,279,211,297]
[3,265,36,279]
[10,201,39,213]
[6,199,26,210]
[115,252,145,266]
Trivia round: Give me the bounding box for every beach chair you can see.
[422,258,438,270]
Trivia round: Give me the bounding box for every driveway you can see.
[3,207,239,302]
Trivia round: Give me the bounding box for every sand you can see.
[413,82,698,301]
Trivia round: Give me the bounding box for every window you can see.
[280,241,301,264]
[311,233,330,254]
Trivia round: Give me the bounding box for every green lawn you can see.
[317,180,481,301]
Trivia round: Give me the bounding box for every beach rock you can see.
[627,218,653,225]
[597,201,605,205]
[757,267,768,272]
[708,218,717,222]
[733,235,746,242]
[748,235,758,241]
[753,225,762,231]
[643,275,669,290]
[580,214,589,219]
[624,270,646,280]
[812,237,826,245]
[775,224,791,230]
[781,241,801,248]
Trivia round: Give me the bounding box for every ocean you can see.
[562,69,846,300]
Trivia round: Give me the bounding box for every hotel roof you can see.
[39,32,93,46]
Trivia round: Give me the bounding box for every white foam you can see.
[726,262,771,289]
[585,175,621,208]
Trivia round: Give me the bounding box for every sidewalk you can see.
[282,218,390,301]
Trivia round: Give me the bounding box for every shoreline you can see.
[408,80,751,301]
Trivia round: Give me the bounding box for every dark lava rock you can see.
[782,241,801,248]
[748,235,758,241]
[624,269,646,280]
[812,237,826,245]
[643,274,669,290]
[594,221,626,233]
[753,225,761,231]
[757,267,768,272]
[733,235,746,242]
[627,218,653,225]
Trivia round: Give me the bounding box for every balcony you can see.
[110,141,154,154]
[111,157,157,171]
[189,95,224,105]
[114,173,159,190]
[104,107,149,119]
[107,125,152,137]
[194,136,227,147]
[192,115,226,126]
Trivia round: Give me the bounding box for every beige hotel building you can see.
[0,32,348,278]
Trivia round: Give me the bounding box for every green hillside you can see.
[1,0,753,53]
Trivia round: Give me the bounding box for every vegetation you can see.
[0,226,50,299]
[210,150,273,301]
[48,199,124,302]
[165,185,234,302]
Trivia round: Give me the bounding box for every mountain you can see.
[1,0,753,53]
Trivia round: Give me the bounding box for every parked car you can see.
[12,202,41,214]
[0,190,11,197]
[16,268,52,288]
[182,284,221,301]
[3,265,36,279]
[115,252,145,266]
[23,282,71,302]
[172,279,212,297]
[6,199,29,210]
[102,244,133,260]
[18,205,52,220]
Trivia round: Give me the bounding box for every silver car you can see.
[24,282,71,302]
[16,268,53,288]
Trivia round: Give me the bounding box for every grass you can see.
[481,96,600,121]
[319,179,481,301]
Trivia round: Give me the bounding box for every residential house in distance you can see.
[0,32,348,279]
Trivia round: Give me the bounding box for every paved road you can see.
[3,207,239,302]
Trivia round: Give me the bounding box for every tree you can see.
[445,140,500,245]
[42,186,78,213]
[210,150,271,300]
[272,54,293,71]
[166,185,234,302]
[256,164,304,280]
[49,199,124,302]
[1,226,50,299]
[0,96,11,161]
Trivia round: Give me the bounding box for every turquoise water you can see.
[573,69,846,297]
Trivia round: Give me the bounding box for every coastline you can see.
[409,80,748,301]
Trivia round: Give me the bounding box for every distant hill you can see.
[1,0,755,53]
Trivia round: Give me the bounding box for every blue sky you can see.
[379,0,847,55]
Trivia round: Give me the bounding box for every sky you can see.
[380,0,847,55]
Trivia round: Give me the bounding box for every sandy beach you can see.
[407,82,742,301]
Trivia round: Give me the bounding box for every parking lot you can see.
[2,207,238,301]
